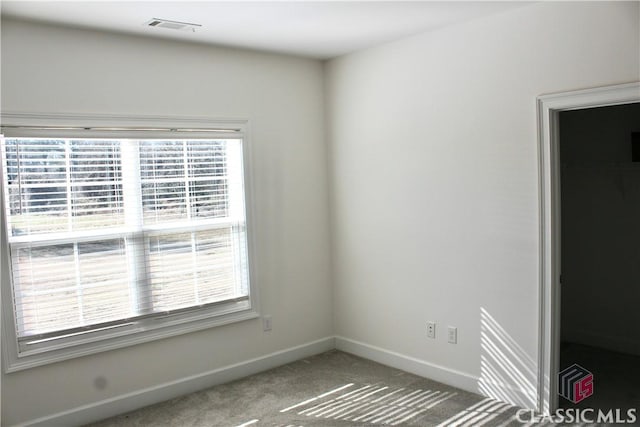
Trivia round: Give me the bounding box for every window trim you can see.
[0,113,260,373]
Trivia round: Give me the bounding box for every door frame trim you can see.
[536,81,640,414]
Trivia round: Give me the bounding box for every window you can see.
[0,114,257,371]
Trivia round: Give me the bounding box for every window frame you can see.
[0,113,260,372]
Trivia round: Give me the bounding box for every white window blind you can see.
[1,133,251,359]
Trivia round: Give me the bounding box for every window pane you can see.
[69,140,123,231]
[140,140,229,224]
[4,139,68,235]
[139,140,185,179]
[147,227,245,311]
[188,141,229,219]
[140,141,187,223]
[189,178,228,218]
[2,138,124,236]
[188,141,227,178]
[141,180,188,222]
[12,239,131,337]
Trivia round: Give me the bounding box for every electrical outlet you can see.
[427,321,436,339]
[448,326,457,344]
[263,315,272,331]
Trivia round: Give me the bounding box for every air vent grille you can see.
[146,18,201,32]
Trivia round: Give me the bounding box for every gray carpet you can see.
[87,350,527,426]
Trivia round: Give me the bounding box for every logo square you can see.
[558,363,594,403]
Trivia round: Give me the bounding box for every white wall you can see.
[326,1,639,409]
[560,103,640,355]
[0,19,332,426]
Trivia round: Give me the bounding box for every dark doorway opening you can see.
[559,102,640,414]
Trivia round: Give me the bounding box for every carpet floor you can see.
[86,350,530,427]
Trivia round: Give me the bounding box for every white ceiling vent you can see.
[146,18,201,32]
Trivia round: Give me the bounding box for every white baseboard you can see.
[20,336,335,427]
[335,336,479,394]
[334,336,537,411]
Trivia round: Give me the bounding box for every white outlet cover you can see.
[263,315,272,331]
[448,326,457,344]
[427,322,436,339]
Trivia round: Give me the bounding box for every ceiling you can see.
[0,1,531,59]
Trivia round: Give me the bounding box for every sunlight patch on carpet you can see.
[280,383,457,425]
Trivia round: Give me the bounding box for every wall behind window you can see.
[0,18,331,425]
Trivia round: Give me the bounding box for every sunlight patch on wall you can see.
[479,307,537,409]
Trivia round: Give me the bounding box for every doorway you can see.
[537,82,640,415]
[558,102,640,414]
